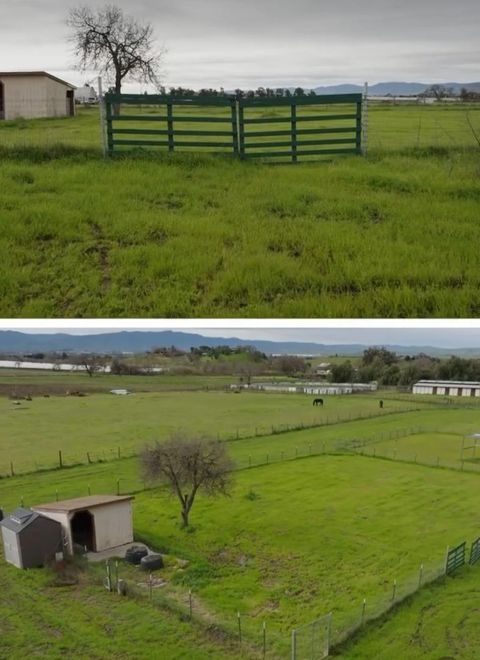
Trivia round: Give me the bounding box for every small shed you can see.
[0,71,76,120]
[0,507,63,569]
[33,495,134,555]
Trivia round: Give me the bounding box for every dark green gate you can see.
[445,542,466,574]
[238,93,363,162]
[104,92,363,161]
[104,93,238,155]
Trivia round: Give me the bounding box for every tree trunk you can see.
[114,71,122,116]
[181,507,189,527]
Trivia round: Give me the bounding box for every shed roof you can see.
[0,71,76,88]
[0,507,40,533]
[414,380,480,387]
[33,494,134,513]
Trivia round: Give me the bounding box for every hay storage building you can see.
[412,380,480,397]
[33,495,134,555]
[0,71,76,120]
[0,507,63,569]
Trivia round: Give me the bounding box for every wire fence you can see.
[0,403,424,478]
[1,101,479,154]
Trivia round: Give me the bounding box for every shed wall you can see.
[19,518,63,568]
[1,75,47,119]
[1,527,22,567]
[92,501,133,551]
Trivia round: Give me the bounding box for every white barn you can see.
[33,495,134,555]
[0,71,76,120]
[413,380,480,397]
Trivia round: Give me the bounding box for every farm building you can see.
[0,71,76,120]
[33,495,134,555]
[234,381,377,395]
[413,380,480,397]
[0,507,63,569]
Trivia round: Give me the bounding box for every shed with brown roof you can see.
[33,495,134,555]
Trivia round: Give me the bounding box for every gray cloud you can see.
[1,0,478,88]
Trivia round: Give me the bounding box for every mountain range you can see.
[0,331,479,358]
[313,82,480,96]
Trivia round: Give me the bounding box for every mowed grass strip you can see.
[0,391,419,474]
[0,106,479,317]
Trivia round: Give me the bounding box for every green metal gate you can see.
[104,93,237,156]
[238,93,363,162]
[104,92,363,162]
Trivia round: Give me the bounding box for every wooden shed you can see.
[0,71,76,120]
[33,495,134,555]
[0,507,63,569]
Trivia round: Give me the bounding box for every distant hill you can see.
[0,331,479,358]
[311,81,480,96]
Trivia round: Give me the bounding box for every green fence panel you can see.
[469,537,480,565]
[104,92,363,162]
[238,93,363,163]
[445,542,466,574]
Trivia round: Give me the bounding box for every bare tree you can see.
[71,353,108,377]
[67,4,164,95]
[140,435,235,527]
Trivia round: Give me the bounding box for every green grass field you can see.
[0,103,479,317]
[3,400,480,657]
[0,390,421,475]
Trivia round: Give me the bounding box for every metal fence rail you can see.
[238,94,363,162]
[105,93,237,156]
[104,92,364,162]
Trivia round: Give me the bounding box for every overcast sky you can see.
[2,0,479,89]
[7,326,480,349]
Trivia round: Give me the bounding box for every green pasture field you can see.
[0,104,479,317]
[0,548,244,660]
[2,449,480,658]
[336,567,480,659]
[362,429,480,468]
[0,390,420,475]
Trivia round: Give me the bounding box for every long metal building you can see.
[412,380,480,397]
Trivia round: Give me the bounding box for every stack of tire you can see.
[124,545,164,571]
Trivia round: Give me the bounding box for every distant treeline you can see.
[330,348,480,387]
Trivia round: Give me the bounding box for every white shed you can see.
[0,71,76,120]
[33,495,134,555]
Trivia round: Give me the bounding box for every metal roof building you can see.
[412,380,480,397]
[33,495,134,555]
[0,507,63,569]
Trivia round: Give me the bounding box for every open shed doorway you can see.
[0,82,5,120]
[66,89,74,116]
[71,510,96,552]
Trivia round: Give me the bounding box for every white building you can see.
[234,381,377,395]
[0,71,76,120]
[412,380,480,397]
[75,85,98,104]
[33,495,134,555]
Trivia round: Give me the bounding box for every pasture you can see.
[2,435,480,657]
[0,103,479,317]
[0,389,421,475]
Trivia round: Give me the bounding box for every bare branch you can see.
[139,433,235,527]
[67,4,165,93]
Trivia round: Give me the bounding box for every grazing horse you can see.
[313,398,324,406]
[379,400,384,409]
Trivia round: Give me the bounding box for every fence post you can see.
[291,629,297,660]
[361,598,367,625]
[167,101,174,152]
[418,563,423,587]
[444,546,450,574]
[238,102,245,159]
[392,579,397,601]
[262,621,266,659]
[237,611,242,644]
[98,76,107,157]
[58,450,63,469]
[105,96,113,155]
[231,98,238,156]
[10,461,14,477]
[291,102,297,163]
